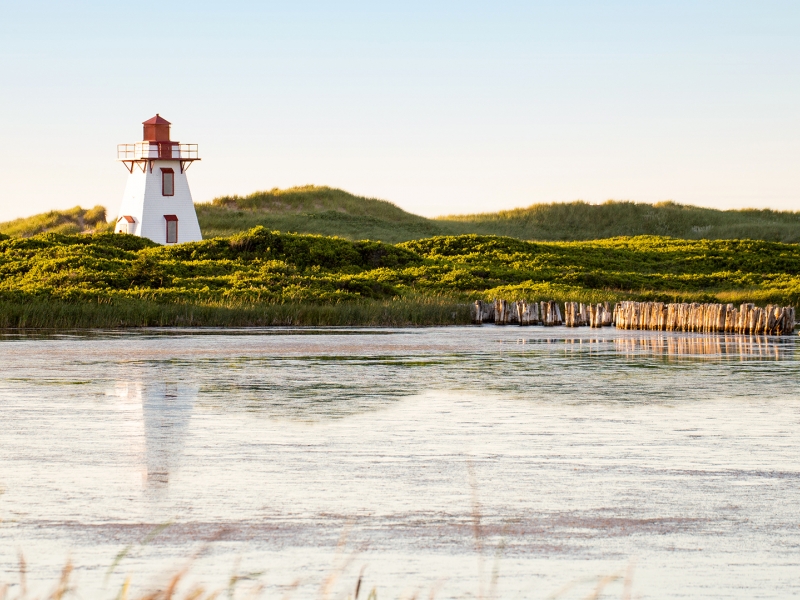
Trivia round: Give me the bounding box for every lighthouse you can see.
[115,115,203,244]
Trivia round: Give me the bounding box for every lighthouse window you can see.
[164,215,179,244]
[161,168,175,196]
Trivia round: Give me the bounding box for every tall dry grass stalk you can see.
[2,485,635,600]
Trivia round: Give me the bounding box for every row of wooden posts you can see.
[614,301,796,335]
[471,300,613,327]
[471,299,797,335]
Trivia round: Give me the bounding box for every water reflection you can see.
[111,380,197,491]
[500,332,796,362]
[613,334,796,360]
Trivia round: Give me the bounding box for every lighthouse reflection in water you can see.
[110,379,197,491]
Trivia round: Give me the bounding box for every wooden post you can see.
[494,299,507,325]
[471,300,482,324]
[508,301,519,325]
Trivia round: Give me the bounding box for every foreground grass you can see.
[1,226,799,328]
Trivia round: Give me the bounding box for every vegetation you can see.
[0,205,111,237]
[1,226,798,328]
[198,187,800,243]
[6,186,800,243]
[196,186,447,242]
[439,200,800,244]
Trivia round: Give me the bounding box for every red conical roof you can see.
[143,114,171,125]
[142,114,171,142]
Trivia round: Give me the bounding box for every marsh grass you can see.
[2,468,634,600]
[0,298,471,329]
[2,542,634,600]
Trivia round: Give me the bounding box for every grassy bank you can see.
[1,227,799,328]
[6,186,800,243]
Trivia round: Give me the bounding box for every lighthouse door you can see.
[164,215,179,244]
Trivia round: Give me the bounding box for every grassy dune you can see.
[196,186,447,241]
[0,226,798,328]
[196,186,800,243]
[441,200,800,243]
[0,205,111,237]
[7,186,800,243]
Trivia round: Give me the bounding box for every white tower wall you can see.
[116,161,202,244]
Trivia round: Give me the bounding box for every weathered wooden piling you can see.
[540,301,562,326]
[471,300,497,324]
[613,301,795,335]
[473,298,795,334]
[472,299,541,325]
[494,299,511,325]
[564,302,589,327]
[516,300,540,325]
[589,302,612,328]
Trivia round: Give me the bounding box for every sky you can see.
[1,0,799,222]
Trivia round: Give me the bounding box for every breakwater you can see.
[471,300,797,335]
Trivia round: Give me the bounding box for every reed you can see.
[0,297,471,329]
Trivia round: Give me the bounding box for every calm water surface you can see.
[1,327,799,599]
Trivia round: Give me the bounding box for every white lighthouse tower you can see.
[115,115,203,244]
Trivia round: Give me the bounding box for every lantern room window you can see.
[161,168,174,196]
[164,215,178,244]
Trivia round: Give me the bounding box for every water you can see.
[1,327,799,599]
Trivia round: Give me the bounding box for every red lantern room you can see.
[143,114,171,142]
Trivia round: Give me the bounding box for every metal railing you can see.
[117,143,199,160]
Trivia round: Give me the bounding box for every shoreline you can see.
[1,299,796,332]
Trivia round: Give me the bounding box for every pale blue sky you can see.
[1,1,798,221]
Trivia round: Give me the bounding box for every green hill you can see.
[198,186,800,243]
[4,186,800,243]
[196,186,449,241]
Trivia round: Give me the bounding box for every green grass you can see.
[1,226,798,328]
